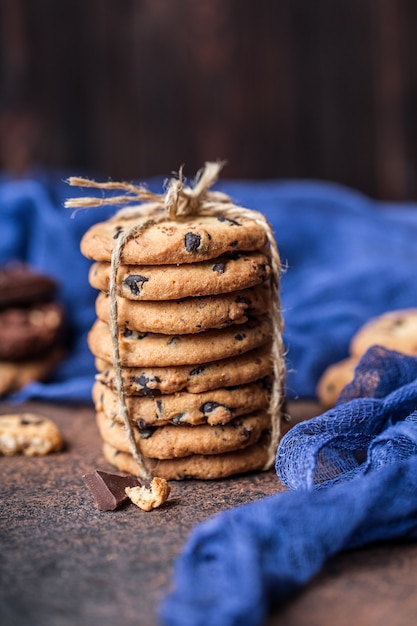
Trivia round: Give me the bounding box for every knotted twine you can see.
[66,162,285,479]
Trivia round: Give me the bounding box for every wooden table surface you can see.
[1,399,417,626]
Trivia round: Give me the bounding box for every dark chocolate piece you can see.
[184,232,201,252]
[82,470,140,511]
[133,374,162,397]
[212,262,226,274]
[123,274,149,296]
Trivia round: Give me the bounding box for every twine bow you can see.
[65,161,231,219]
[66,162,285,481]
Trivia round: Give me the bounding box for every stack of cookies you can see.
[0,264,66,396]
[79,197,284,480]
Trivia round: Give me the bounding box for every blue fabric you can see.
[2,171,417,402]
[160,347,417,626]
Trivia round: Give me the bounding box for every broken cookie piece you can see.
[82,470,141,511]
[0,413,63,456]
[125,476,171,511]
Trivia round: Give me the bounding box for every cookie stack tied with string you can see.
[68,162,285,481]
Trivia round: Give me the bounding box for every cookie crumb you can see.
[125,477,171,511]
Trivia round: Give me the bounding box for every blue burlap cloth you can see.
[2,172,417,624]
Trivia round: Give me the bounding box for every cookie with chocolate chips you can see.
[88,316,272,367]
[316,356,358,409]
[96,410,271,459]
[102,434,271,480]
[88,251,271,300]
[80,208,268,265]
[0,412,63,456]
[94,284,270,335]
[95,344,273,396]
[92,378,270,427]
[350,308,417,357]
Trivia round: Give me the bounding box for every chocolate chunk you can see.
[229,240,238,247]
[171,413,186,425]
[201,401,225,414]
[20,417,43,426]
[82,470,140,511]
[217,215,240,226]
[133,374,162,397]
[190,365,206,376]
[234,333,246,341]
[123,274,149,296]
[123,328,134,337]
[136,421,157,439]
[113,226,123,239]
[235,296,250,305]
[184,232,201,252]
[212,262,226,274]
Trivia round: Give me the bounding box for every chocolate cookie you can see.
[102,436,271,480]
[88,316,272,367]
[0,301,65,361]
[0,347,64,396]
[94,284,270,335]
[93,379,270,427]
[80,208,268,265]
[0,264,57,307]
[88,251,271,301]
[95,345,273,396]
[96,410,271,459]
[350,308,417,357]
[0,412,63,456]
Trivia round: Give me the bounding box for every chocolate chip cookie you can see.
[88,251,271,300]
[80,208,268,265]
[88,316,272,367]
[94,284,270,334]
[93,378,270,427]
[94,344,273,395]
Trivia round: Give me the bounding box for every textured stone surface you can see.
[1,400,417,626]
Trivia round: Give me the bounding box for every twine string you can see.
[67,162,285,475]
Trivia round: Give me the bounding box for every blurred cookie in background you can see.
[0,264,67,396]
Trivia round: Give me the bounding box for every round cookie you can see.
[350,308,417,357]
[316,357,358,409]
[0,301,65,361]
[88,251,271,301]
[88,316,272,367]
[95,344,273,396]
[96,410,271,459]
[0,412,63,456]
[95,284,271,335]
[0,264,57,307]
[93,379,270,427]
[102,436,270,480]
[80,208,268,265]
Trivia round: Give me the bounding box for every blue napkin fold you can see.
[160,347,417,626]
[2,171,417,402]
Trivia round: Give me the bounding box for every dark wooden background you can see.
[0,0,416,200]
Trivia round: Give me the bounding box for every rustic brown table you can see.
[1,400,416,626]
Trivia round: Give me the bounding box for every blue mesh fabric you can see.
[160,348,417,626]
[276,346,417,489]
